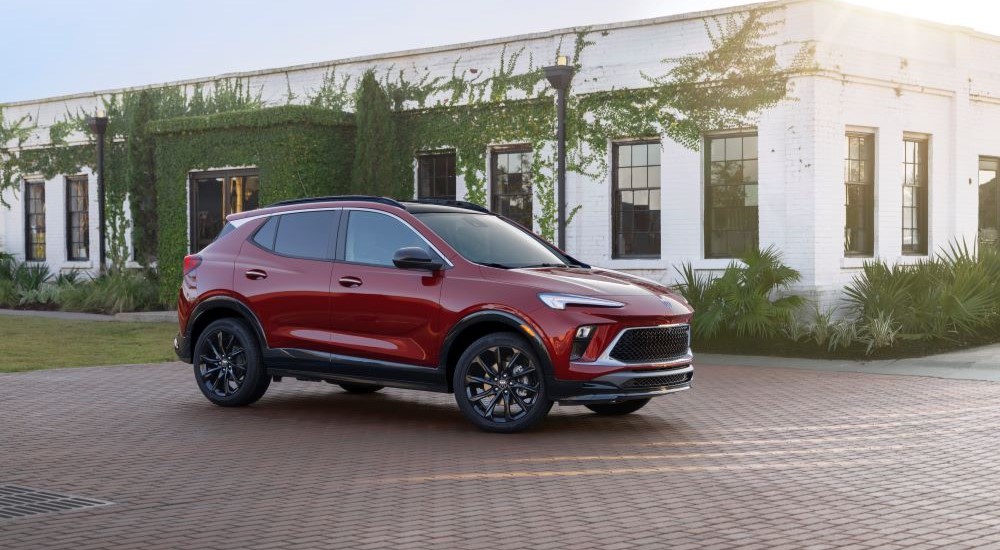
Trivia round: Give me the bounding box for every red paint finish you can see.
[176,199,694,385]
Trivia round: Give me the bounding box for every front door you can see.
[190,170,260,252]
[329,209,446,367]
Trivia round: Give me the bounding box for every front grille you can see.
[609,325,690,364]
[621,371,693,389]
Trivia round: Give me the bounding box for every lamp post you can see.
[87,109,109,273]
[543,55,574,251]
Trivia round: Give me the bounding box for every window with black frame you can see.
[490,147,533,230]
[979,157,999,249]
[190,170,260,253]
[612,140,661,258]
[902,137,929,255]
[66,176,89,261]
[845,133,875,256]
[705,132,758,258]
[24,180,46,261]
[417,151,456,200]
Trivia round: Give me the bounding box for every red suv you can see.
[175,196,694,432]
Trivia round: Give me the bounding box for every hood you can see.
[503,265,683,299]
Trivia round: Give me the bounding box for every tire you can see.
[585,398,651,416]
[453,333,553,433]
[192,318,270,407]
[335,382,384,394]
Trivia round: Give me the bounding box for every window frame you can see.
[189,168,260,254]
[611,139,662,259]
[248,210,341,262]
[902,136,929,256]
[24,179,46,262]
[335,208,452,270]
[416,150,457,200]
[65,175,90,261]
[844,132,876,257]
[703,130,759,259]
[489,145,533,231]
[978,156,999,248]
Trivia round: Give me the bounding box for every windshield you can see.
[414,212,570,269]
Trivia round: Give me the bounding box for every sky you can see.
[2,0,999,104]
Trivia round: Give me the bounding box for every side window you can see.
[252,216,279,250]
[344,210,434,267]
[272,211,337,260]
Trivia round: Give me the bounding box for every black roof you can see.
[265,195,491,215]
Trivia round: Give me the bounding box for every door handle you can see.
[338,276,363,288]
[245,269,268,280]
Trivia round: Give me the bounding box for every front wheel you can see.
[453,333,552,433]
[192,318,270,407]
[585,398,651,416]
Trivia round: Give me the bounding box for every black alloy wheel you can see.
[193,318,270,406]
[454,333,552,433]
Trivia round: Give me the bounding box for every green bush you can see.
[844,242,1000,343]
[57,270,164,314]
[675,246,804,339]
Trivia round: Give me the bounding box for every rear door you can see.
[235,210,340,362]
[328,209,447,367]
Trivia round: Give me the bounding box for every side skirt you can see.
[263,348,449,393]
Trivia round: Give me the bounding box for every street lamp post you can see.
[543,55,575,251]
[87,109,109,273]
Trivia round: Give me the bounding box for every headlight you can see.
[538,293,625,310]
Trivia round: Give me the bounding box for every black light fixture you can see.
[87,108,108,273]
[543,55,574,251]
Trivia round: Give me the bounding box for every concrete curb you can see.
[0,309,176,323]
[698,348,1000,383]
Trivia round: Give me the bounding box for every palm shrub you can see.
[57,270,164,314]
[844,241,1000,343]
[675,246,804,339]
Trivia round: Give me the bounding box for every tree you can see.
[0,108,33,206]
[351,70,399,197]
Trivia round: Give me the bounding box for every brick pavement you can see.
[1,362,999,549]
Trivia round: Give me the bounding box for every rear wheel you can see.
[193,318,270,407]
[333,381,384,394]
[585,398,651,416]
[453,333,552,433]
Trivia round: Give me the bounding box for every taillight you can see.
[183,255,202,276]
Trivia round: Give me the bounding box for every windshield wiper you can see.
[522,262,570,268]
[478,262,514,269]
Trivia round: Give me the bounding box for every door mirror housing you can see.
[392,247,443,271]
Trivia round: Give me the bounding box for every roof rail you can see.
[407,198,492,214]
[266,195,405,209]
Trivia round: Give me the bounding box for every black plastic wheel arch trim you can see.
[185,296,269,353]
[439,310,555,382]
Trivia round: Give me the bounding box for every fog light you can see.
[571,325,596,360]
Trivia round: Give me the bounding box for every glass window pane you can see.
[646,143,660,166]
[710,139,725,161]
[633,144,647,166]
[725,137,742,161]
[274,211,336,260]
[618,145,631,166]
[647,165,661,188]
[618,167,632,189]
[742,135,757,159]
[252,216,279,250]
[742,160,757,183]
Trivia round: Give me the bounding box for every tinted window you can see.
[414,212,569,269]
[345,211,432,267]
[273,211,336,260]
[252,217,278,250]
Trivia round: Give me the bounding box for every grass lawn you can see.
[0,314,177,373]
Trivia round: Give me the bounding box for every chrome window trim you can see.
[592,323,692,367]
[226,206,454,268]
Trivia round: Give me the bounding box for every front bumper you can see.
[549,364,693,405]
[174,332,192,363]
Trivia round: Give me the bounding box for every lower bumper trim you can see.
[549,364,694,405]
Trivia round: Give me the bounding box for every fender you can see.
[186,296,269,350]
[439,309,554,380]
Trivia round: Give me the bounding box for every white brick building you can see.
[3,0,1000,304]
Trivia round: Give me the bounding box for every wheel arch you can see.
[439,310,552,392]
[187,296,268,354]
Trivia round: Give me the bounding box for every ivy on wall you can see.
[148,105,355,303]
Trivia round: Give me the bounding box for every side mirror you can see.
[392,247,443,272]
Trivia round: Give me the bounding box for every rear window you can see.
[251,217,278,250]
[274,211,337,260]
